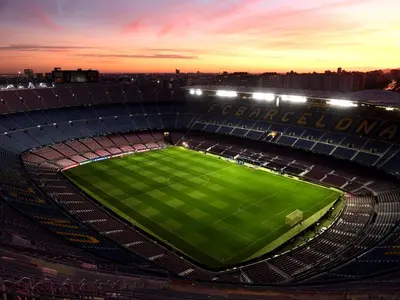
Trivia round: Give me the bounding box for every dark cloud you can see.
[146,48,204,54]
[76,53,198,60]
[144,48,249,57]
[0,45,199,59]
[0,44,95,51]
[0,0,10,12]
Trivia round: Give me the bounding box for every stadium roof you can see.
[187,86,400,108]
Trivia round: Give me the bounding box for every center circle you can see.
[167,174,210,186]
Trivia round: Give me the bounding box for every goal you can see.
[286,210,303,226]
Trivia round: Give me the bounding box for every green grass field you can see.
[64,147,341,268]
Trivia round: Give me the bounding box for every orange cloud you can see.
[0,0,399,74]
[76,53,198,59]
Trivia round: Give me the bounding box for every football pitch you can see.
[64,147,341,268]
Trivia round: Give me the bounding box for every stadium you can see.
[0,82,400,299]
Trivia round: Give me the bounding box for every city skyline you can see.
[0,0,399,74]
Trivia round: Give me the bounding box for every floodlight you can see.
[182,141,189,148]
[252,92,275,101]
[327,99,358,107]
[281,95,290,101]
[281,95,307,103]
[189,88,202,96]
[216,90,238,98]
[385,107,395,111]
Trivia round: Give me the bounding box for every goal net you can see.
[286,210,303,226]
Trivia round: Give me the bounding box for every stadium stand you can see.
[1,83,400,298]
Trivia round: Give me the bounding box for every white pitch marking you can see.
[262,206,294,225]
[224,192,339,261]
[214,222,252,242]
[213,192,279,228]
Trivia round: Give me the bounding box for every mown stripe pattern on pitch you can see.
[65,147,339,268]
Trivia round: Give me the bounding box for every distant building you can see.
[323,72,340,91]
[365,70,385,89]
[350,72,366,91]
[187,74,217,86]
[24,69,34,78]
[216,72,258,87]
[52,68,99,83]
[310,72,325,90]
[35,73,45,81]
[193,69,369,92]
[283,71,310,89]
[258,73,284,88]
[281,70,365,92]
[390,69,400,80]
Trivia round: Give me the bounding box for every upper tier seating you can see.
[0,85,400,287]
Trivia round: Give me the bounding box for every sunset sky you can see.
[0,0,399,74]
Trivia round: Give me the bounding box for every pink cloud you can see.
[207,0,262,20]
[121,20,141,34]
[29,2,61,30]
[120,0,262,37]
[158,23,176,37]
[0,0,398,73]
[213,0,370,35]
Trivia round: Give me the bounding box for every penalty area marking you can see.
[224,192,339,262]
[262,206,294,225]
[237,192,279,211]
[166,174,210,187]
[214,222,252,242]
[224,224,286,262]
[303,192,338,214]
[213,192,279,228]
[212,192,279,242]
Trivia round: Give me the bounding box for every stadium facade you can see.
[0,83,400,299]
